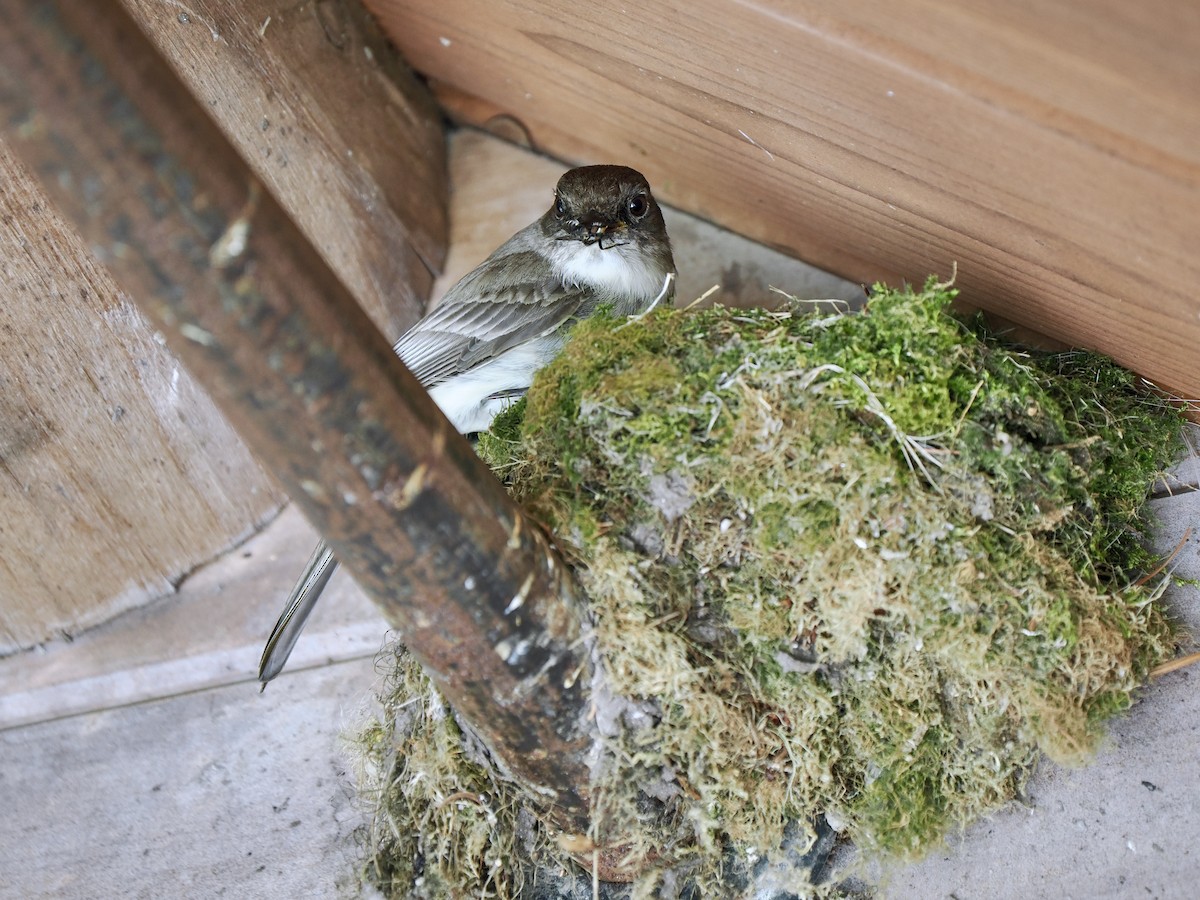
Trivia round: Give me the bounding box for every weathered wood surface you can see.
[0,0,450,649]
[1,0,598,840]
[366,0,1200,404]
[120,0,447,339]
[0,144,283,652]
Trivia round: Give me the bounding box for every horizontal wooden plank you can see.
[366,0,1200,404]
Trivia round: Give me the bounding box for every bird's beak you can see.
[579,219,625,247]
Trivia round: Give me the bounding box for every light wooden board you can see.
[365,0,1200,404]
[121,0,448,341]
[0,0,450,650]
[0,145,284,652]
[0,505,386,729]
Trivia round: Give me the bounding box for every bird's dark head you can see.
[542,165,669,254]
[539,164,675,307]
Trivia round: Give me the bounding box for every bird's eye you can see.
[627,193,649,219]
[555,195,566,218]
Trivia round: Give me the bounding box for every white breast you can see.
[426,335,565,434]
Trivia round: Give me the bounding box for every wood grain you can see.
[2,0,597,835]
[0,0,453,650]
[120,0,448,340]
[366,0,1200,403]
[0,145,283,652]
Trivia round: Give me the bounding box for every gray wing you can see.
[394,245,594,389]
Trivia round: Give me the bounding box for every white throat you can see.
[550,240,666,304]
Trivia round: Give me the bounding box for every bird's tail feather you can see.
[258,540,339,687]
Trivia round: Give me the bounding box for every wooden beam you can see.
[0,0,596,835]
[119,0,448,340]
[365,0,1200,406]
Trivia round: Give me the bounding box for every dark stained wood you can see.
[0,0,598,838]
[366,0,1200,406]
[120,0,448,339]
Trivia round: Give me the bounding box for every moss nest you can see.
[355,278,1187,897]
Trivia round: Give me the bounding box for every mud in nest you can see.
[353,278,1187,898]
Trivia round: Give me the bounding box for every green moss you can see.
[355,277,1187,897]
[474,396,526,470]
[355,648,542,898]
[852,729,954,856]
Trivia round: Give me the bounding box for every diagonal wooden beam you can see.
[0,0,596,834]
[114,0,448,341]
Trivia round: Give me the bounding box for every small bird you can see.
[258,164,676,685]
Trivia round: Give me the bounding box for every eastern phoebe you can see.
[259,165,676,684]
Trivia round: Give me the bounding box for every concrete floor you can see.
[2,132,1198,899]
[0,503,387,900]
[876,461,1200,900]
